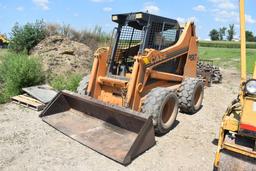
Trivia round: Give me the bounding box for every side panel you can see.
[132,23,197,110]
[183,36,198,77]
[239,97,256,137]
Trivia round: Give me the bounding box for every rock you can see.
[30,35,93,75]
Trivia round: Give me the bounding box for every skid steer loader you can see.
[40,12,204,165]
[214,0,256,170]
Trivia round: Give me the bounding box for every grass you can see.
[50,73,82,92]
[0,49,83,104]
[0,49,9,60]
[199,40,256,49]
[0,52,45,103]
[199,47,256,74]
[46,24,111,51]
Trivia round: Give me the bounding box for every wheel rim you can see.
[194,85,203,110]
[161,96,177,129]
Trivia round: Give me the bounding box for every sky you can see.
[0,0,255,40]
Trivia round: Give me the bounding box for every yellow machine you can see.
[214,0,256,170]
[0,34,9,48]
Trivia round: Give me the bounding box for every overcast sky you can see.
[0,0,255,40]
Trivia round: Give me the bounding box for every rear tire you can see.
[142,87,179,135]
[77,75,90,95]
[178,78,204,114]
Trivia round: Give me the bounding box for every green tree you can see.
[209,29,220,41]
[9,20,46,54]
[246,30,255,42]
[227,24,235,41]
[219,27,227,40]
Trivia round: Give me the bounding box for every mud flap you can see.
[40,90,156,165]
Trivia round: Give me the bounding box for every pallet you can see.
[11,94,46,111]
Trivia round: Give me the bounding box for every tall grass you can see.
[0,49,9,61]
[50,73,82,92]
[46,23,111,51]
[0,53,45,103]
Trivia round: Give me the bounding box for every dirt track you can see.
[0,69,241,171]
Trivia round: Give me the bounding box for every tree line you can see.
[209,24,256,42]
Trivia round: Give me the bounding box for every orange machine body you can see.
[87,20,198,111]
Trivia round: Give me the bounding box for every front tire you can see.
[142,87,179,135]
[178,78,204,114]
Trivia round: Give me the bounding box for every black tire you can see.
[213,166,219,171]
[208,77,212,87]
[141,87,179,135]
[77,74,90,95]
[178,78,204,114]
[213,70,222,83]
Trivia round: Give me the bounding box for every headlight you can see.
[112,15,118,21]
[136,13,143,19]
[245,79,256,95]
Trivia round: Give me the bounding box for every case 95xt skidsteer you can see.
[214,0,256,170]
[40,12,204,165]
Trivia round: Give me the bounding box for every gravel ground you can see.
[0,69,241,171]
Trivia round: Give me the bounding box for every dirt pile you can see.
[31,35,93,75]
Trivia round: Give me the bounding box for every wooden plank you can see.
[11,94,46,111]
[13,95,42,105]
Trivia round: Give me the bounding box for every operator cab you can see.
[108,12,181,78]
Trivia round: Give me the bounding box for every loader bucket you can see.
[40,90,156,165]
